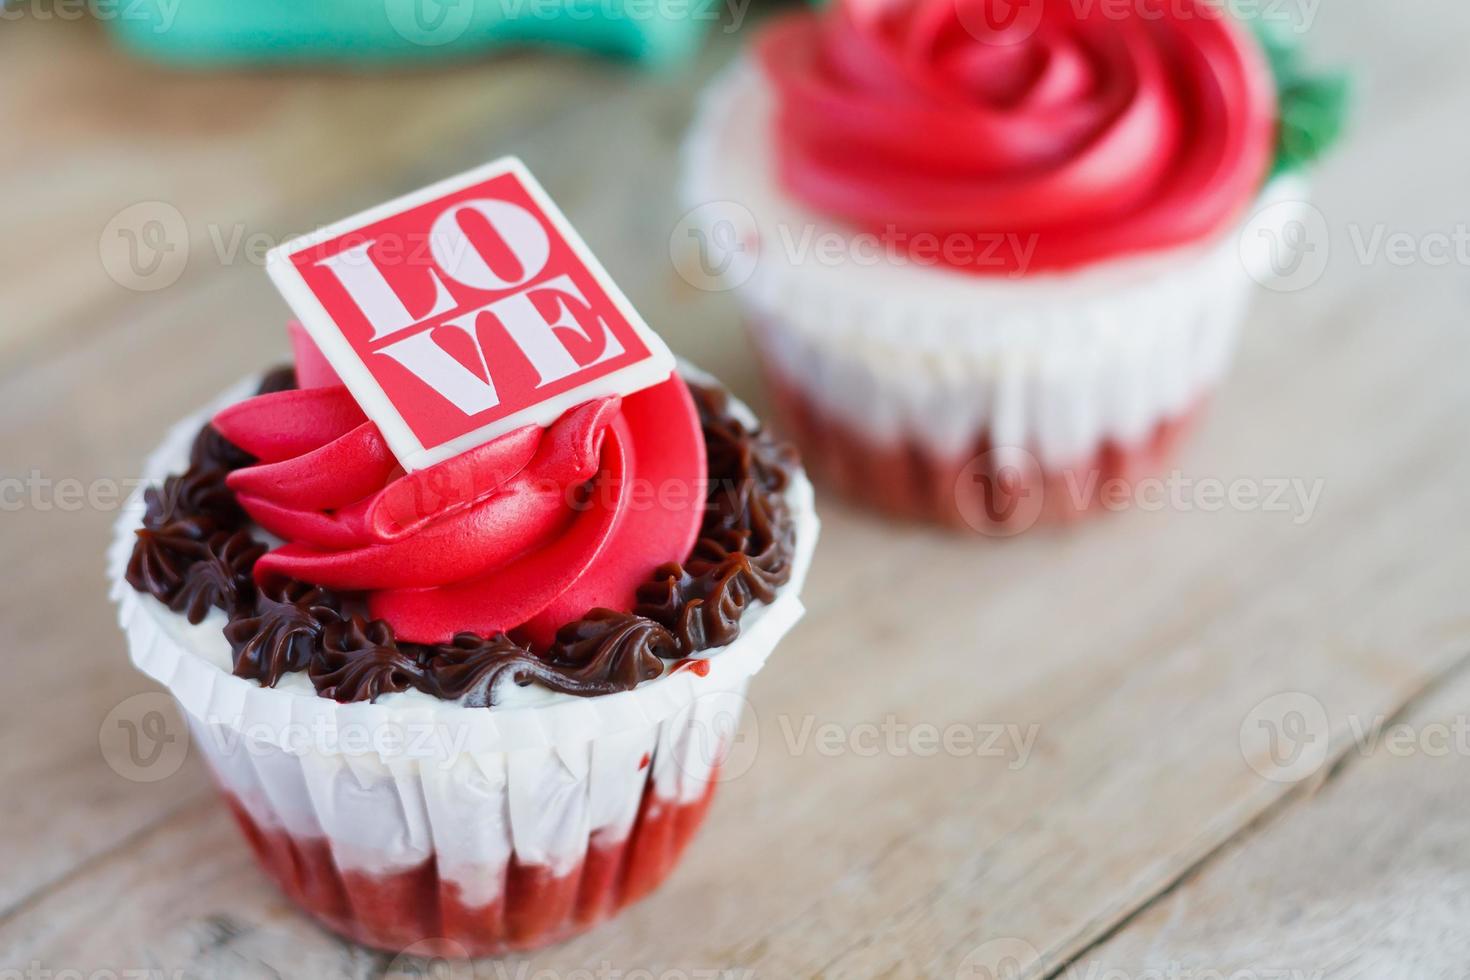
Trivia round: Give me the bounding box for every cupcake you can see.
[682,0,1345,530]
[108,326,818,955]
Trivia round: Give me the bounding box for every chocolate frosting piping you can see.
[127,370,800,707]
[171,530,266,625]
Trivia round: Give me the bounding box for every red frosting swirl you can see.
[758,0,1277,273]
[212,334,706,647]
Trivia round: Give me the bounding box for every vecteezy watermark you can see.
[1241,690,1470,784]
[1239,692,1332,784]
[1243,196,1470,292]
[1062,470,1325,525]
[100,691,191,783]
[772,224,1039,278]
[97,208,517,292]
[1071,0,1324,31]
[0,471,149,513]
[953,0,1045,45]
[671,203,1042,292]
[951,0,1325,47]
[99,211,511,291]
[1346,222,1470,269]
[778,715,1041,769]
[1342,714,1470,761]
[384,938,476,979]
[0,0,182,32]
[670,201,759,292]
[99,201,190,293]
[383,0,477,46]
[674,689,762,785]
[1241,199,1331,292]
[383,946,758,980]
[1055,963,1325,980]
[190,714,477,768]
[952,446,1327,536]
[348,473,770,533]
[382,0,752,48]
[151,689,756,782]
[0,966,191,980]
[954,448,1047,538]
[955,937,1043,980]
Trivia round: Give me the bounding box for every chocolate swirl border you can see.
[126,369,800,707]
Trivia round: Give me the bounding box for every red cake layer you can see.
[764,370,1203,532]
[222,776,719,957]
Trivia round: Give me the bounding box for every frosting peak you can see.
[759,0,1277,273]
[212,339,706,647]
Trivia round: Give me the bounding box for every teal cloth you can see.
[102,0,723,68]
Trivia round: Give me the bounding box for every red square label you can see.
[266,157,674,470]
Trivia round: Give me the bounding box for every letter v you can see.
[376,307,500,416]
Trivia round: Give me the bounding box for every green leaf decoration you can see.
[1229,0,1351,174]
[1275,74,1351,174]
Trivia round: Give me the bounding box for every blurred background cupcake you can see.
[682,0,1346,531]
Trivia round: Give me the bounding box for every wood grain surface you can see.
[3,2,1468,977]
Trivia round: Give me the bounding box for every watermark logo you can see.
[955,448,1046,537]
[953,0,1326,49]
[99,201,189,292]
[956,937,1042,980]
[955,0,1046,45]
[196,714,474,766]
[952,452,1326,536]
[384,939,475,979]
[671,205,1039,288]
[382,951,755,980]
[1058,962,1325,980]
[100,691,189,783]
[778,715,1041,769]
[0,965,190,980]
[1241,199,1330,292]
[671,200,758,292]
[0,0,183,33]
[1063,471,1325,526]
[676,690,761,784]
[1239,691,1330,784]
[1347,222,1470,269]
[0,470,148,513]
[385,0,476,46]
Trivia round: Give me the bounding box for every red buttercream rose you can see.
[212,335,706,647]
[759,0,1277,273]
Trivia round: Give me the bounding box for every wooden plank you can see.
[1064,664,1470,979]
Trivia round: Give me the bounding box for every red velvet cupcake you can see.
[682,0,1344,531]
[109,329,818,956]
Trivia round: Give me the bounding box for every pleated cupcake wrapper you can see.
[107,368,818,907]
[212,759,726,956]
[185,688,741,894]
[680,59,1314,470]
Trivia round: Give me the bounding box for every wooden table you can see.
[5,4,1469,976]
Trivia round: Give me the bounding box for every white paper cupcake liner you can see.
[108,367,818,952]
[680,59,1313,471]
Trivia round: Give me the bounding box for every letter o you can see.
[430,198,550,292]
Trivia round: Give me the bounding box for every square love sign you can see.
[266,157,675,470]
